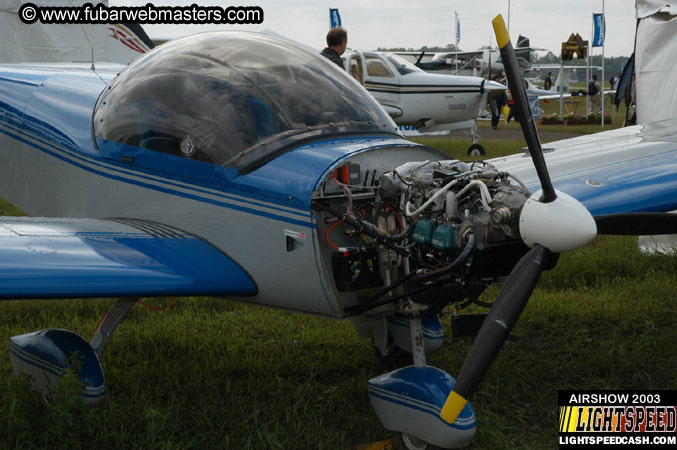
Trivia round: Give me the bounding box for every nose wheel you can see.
[467,143,486,157]
[396,433,441,450]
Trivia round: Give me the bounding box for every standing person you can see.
[507,78,528,124]
[490,75,506,129]
[320,27,347,70]
[506,89,519,123]
[587,74,601,115]
[544,72,553,91]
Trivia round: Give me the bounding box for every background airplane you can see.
[344,50,506,156]
[1,3,676,449]
[396,35,542,79]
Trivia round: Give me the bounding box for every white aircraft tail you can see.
[553,68,570,94]
[0,0,152,65]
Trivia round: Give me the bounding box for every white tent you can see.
[635,1,677,255]
[635,0,677,124]
[0,0,150,65]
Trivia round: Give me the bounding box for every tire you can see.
[394,433,442,450]
[467,144,486,157]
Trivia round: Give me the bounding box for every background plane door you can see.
[344,52,365,85]
[360,51,401,114]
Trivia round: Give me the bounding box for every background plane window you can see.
[386,54,420,76]
[93,32,398,171]
[365,55,395,78]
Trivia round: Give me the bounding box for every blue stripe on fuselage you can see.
[0,65,414,226]
[0,123,315,227]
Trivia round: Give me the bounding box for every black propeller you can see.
[441,16,676,425]
[415,50,426,66]
[498,31,556,203]
[440,14,558,424]
[440,245,551,422]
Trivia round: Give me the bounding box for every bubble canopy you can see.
[93,32,398,171]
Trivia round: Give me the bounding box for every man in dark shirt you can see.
[544,72,553,90]
[321,27,347,70]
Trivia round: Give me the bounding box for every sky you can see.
[110,0,638,57]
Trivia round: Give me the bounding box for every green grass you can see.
[411,137,526,160]
[0,129,675,449]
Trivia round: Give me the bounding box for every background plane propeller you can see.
[439,14,676,426]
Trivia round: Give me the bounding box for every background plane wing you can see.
[0,217,256,299]
[531,64,603,70]
[538,93,573,100]
[393,50,483,58]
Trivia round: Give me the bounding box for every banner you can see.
[455,11,460,48]
[592,13,605,47]
[330,8,341,28]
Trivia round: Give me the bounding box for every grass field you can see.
[0,129,675,449]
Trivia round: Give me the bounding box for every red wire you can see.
[138,297,177,311]
[94,297,176,336]
[95,312,108,332]
[325,220,344,250]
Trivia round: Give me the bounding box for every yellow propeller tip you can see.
[440,391,468,424]
[492,15,510,49]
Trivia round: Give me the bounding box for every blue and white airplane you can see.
[1,19,676,449]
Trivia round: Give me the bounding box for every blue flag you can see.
[455,12,460,47]
[592,13,605,47]
[330,8,342,28]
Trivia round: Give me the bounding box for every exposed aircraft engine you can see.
[313,155,546,320]
[380,159,530,281]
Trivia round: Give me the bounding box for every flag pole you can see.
[455,11,459,74]
[601,0,605,127]
[585,13,595,116]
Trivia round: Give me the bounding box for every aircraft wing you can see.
[531,64,603,70]
[538,93,573,100]
[537,89,616,101]
[394,50,484,64]
[490,119,677,216]
[0,217,256,299]
[394,50,483,58]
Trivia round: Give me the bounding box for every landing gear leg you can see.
[392,305,440,450]
[406,304,427,367]
[368,303,477,448]
[91,298,138,357]
[466,125,486,156]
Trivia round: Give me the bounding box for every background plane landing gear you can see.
[467,143,486,157]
